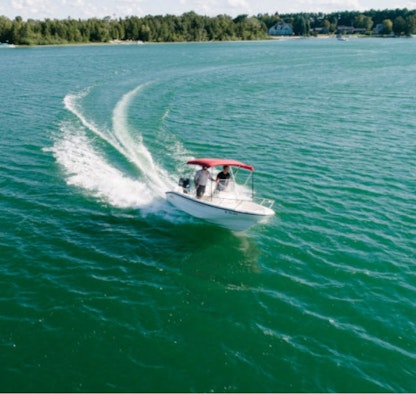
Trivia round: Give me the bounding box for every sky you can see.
[1,0,415,20]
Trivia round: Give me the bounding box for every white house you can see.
[268,22,293,36]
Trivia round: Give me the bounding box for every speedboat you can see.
[0,42,16,48]
[336,34,349,41]
[166,158,275,231]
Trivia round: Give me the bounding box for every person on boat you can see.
[194,165,215,199]
[216,165,230,191]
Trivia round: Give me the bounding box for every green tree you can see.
[2,8,415,45]
[353,14,373,31]
[293,15,310,36]
[257,12,281,30]
[139,24,151,41]
[11,16,24,44]
[124,16,141,40]
[381,18,393,34]
[393,16,407,35]
[0,16,13,43]
[337,11,360,26]
[405,14,416,35]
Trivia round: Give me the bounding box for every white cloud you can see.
[287,0,361,13]
[0,0,415,20]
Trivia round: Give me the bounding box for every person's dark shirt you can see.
[217,171,230,181]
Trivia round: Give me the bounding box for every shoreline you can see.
[2,34,414,48]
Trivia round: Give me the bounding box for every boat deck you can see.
[198,194,272,215]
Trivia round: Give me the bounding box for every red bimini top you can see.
[187,158,254,171]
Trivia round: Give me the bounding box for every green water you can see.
[1,38,415,392]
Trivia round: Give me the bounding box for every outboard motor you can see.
[178,177,190,193]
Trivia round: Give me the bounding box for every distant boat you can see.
[336,34,349,41]
[0,42,16,48]
[166,158,275,231]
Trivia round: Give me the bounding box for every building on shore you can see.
[268,22,293,36]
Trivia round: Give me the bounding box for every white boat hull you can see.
[166,190,274,232]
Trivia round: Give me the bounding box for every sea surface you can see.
[1,38,415,392]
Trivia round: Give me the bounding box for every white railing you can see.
[256,198,274,209]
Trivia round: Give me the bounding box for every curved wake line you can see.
[52,84,177,211]
[112,84,172,196]
[64,89,120,152]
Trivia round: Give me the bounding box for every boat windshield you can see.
[203,165,253,200]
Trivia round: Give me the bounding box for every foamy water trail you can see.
[112,85,173,196]
[51,122,154,208]
[63,89,120,151]
[51,85,176,210]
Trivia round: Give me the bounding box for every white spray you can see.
[50,84,177,210]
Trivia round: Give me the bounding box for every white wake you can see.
[50,85,177,210]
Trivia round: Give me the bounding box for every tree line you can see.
[0,8,415,45]
[286,8,416,36]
